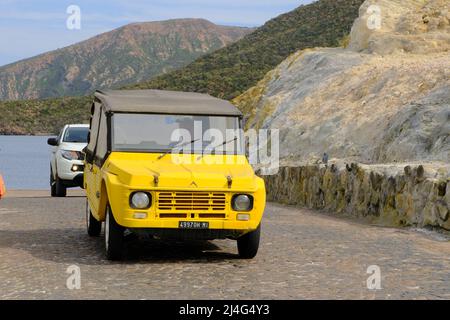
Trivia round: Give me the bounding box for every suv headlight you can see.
[130,192,151,209]
[61,150,83,160]
[232,194,253,211]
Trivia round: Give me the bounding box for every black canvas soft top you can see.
[95,89,243,117]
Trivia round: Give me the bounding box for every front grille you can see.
[198,213,226,219]
[157,192,226,211]
[159,213,188,219]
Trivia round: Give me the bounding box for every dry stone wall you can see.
[261,163,450,230]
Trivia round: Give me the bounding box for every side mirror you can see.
[47,137,58,146]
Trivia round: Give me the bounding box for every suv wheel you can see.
[105,205,124,261]
[50,167,57,197]
[54,176,67,197]
[237,225,261,259]
[86,200,101,237]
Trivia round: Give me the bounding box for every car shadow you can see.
[0,228,239,265]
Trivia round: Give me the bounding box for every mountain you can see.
[0,19,252,101]
[0,0,365,135]
[127,0,366,99]
[233,0,450,165]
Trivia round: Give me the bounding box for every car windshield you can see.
[113,114,244,155]
[63,127,89,143]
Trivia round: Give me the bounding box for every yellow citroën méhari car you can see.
[84,90,266,260]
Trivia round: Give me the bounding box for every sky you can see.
[0,0,315,67]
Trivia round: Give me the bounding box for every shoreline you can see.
[3,189,85,198]
[0,133,54,137]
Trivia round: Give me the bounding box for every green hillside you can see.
[127,0,365,99]
[0,96,92,135]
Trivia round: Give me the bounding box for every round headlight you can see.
[130,192,151,209]
[232,194,253,211]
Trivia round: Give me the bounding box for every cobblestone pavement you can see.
[0,192,449,300]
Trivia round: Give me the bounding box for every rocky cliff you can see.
[234,0,449,165]
[0,19,252,101]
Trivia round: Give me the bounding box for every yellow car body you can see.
[86,153,266,234]
[83,89,266,260]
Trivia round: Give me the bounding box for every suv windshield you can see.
[113,114,244,155]
[63,127,89,143]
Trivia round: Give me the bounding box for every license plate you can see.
[179,221,209,229]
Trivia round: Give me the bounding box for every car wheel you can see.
[237,225,261,259]
[86,200,101,237]
[50,167,57,197]
[55,176,67,197]
[105,205,124,261]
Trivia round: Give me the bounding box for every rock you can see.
[436,200,449,221]
[415,165,426,183]
[437,181,447,197]
[233,0,450,164]
[446,181,450,205]
[349,0,450,55]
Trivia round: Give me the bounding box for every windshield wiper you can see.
[157,138,200,160]
[197,137,238,161]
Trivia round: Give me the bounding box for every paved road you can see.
[0,191,449,299]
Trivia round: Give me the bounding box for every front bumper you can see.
[131,227,246,240]
[124,217,259,232]
[105,177,266,234]
[57,156,84,181]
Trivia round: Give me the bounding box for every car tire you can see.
[105,205,124,261]
[55,176,67,197]
[237,225,261,259]
[86,200,101,237]
[50,167,57,197]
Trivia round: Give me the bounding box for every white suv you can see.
[48,124,89,197]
